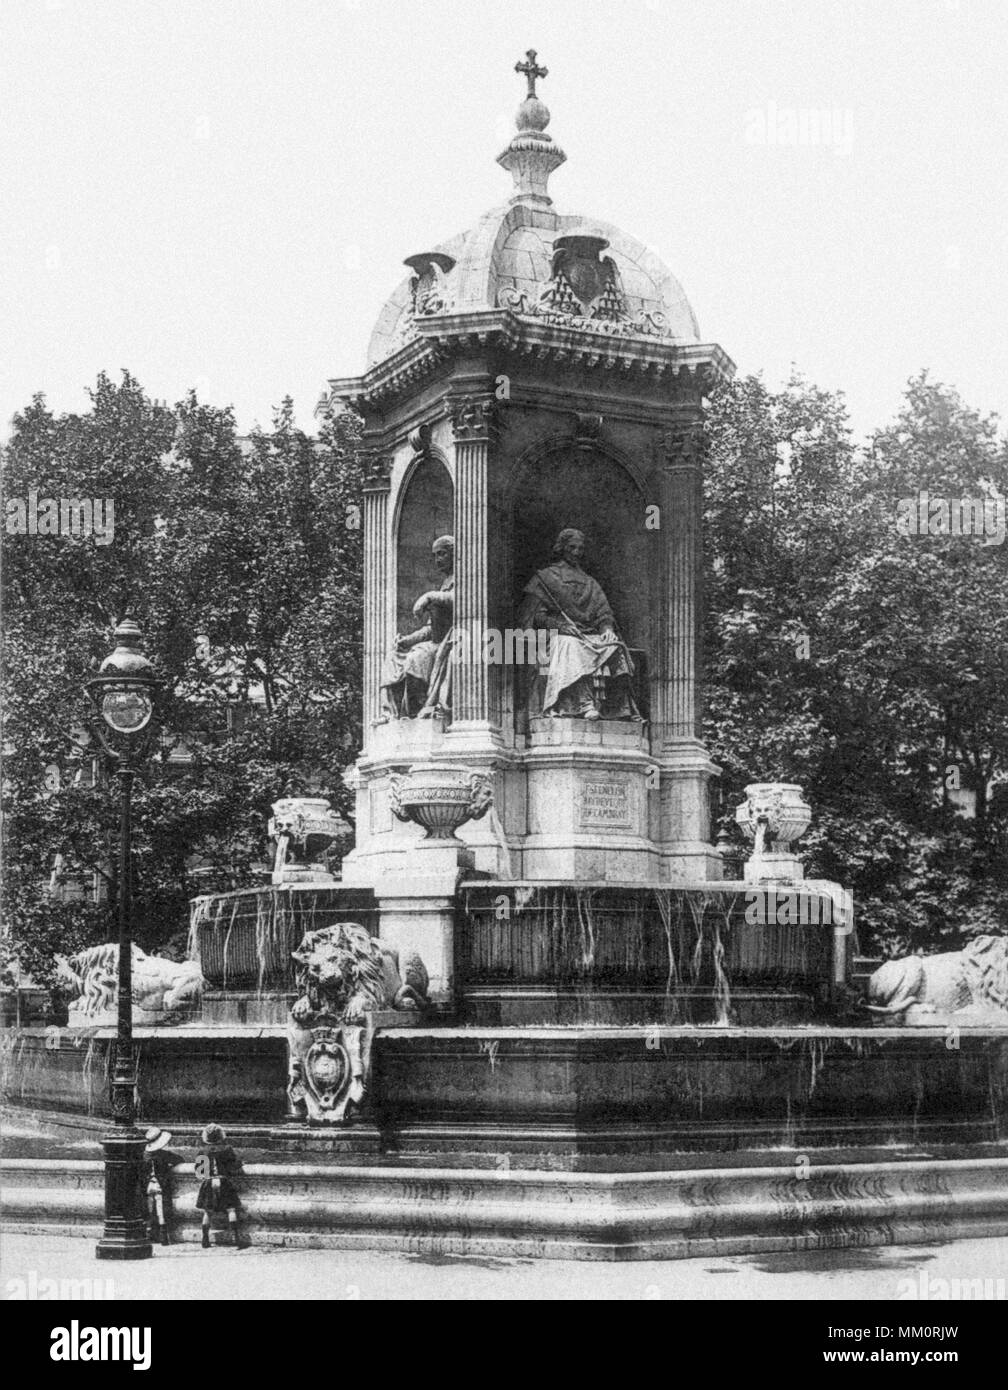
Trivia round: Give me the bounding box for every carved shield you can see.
[288,1022,367,1124]
[551,235,612,313]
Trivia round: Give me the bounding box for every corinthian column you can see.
[653,413,719,881]
[658,416,705,744]
[450,394,498,729]
[361,451,392,730]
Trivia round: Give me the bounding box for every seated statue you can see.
[518,527,639,720]
[380,534,454,719]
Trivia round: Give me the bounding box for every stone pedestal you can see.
[340,722,511,887]
[521,717,655,881]
[375,839,472,1008]
[656,737,722,882]
[733,783,853,988]
[743,852,804,885]
[376,896,456,1010]
[345,717,721,885]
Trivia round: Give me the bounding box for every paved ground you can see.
[2,1231,1006,1300]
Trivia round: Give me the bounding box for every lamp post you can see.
[85,618,161,1261]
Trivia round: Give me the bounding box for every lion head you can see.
[290,923,391,1023]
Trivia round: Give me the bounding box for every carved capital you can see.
[657,421,705,471]
[360,450,392,493]
[452,394,499,444]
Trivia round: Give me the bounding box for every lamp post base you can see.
[95,1128,153,1261]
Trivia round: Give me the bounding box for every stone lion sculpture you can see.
[53,944,204,1024]
[290,923,429,1026]
[866,935,1008,1025]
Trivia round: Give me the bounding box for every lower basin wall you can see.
[3,1026,1006,1150]
[1,1028,288,1125]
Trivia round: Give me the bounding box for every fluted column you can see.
[658,415,705,744]
[361,451,392,729]
[451,394,498,728]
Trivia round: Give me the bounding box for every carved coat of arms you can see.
[545,235,623,318]
[497,233,668,337]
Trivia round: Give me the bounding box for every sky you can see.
[2,0,1006,443]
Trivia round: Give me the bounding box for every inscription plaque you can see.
[579,779,633,829]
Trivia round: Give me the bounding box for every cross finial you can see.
[515,48,548,100]
[498,47,565,203]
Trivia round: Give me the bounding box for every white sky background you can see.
[2,0,1006,443]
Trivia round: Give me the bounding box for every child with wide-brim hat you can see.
[194,1123,246,1248]
[143,1127,184,1246]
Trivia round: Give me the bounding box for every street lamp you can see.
[85,618,162,1260]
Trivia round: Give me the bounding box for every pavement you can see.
[2,1231,1006,1300]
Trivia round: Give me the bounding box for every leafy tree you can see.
[705,371,1008,957]
[1,373,363,983]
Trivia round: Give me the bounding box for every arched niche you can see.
[511,447,651,654]
[395,455,454,635]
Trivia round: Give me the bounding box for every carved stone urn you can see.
[735,782,812,885]
[389,763,493,842]
[268,797,345,884]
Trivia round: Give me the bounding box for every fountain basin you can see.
[458,882,845,1025]
[190,886,378,1016]
[189,881,846,1026]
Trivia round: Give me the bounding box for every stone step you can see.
[4,1154,1008,1261]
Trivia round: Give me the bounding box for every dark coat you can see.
[194,1142,243,1213]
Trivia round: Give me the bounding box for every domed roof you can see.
[366,51,701,369]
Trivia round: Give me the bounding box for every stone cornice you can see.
[321,310,735,413]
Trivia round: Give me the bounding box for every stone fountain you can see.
[4,52,1007,1259]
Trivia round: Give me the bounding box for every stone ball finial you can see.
[516,95,550,134]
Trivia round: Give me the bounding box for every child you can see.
[143,1127,184,1246]
[194,1123,245,1248]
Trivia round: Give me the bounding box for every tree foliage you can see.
[2,373,363,982]
[705,371,1008,956]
